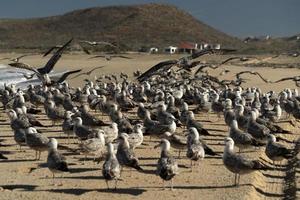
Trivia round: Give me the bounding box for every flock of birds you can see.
[0,39,299,192]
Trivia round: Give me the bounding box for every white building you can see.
[149,47,158,53]
[164,46,177,54]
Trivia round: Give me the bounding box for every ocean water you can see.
[0,64,67,89]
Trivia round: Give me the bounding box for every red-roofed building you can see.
[178,42,199,54]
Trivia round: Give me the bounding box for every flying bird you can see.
[88,55,132,61]
[43,45,63,57]
[8,38,73,85]
[79,40,117,48]
[70,66,105,79]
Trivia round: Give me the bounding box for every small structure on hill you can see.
[164,46,177,54]
[149,47,159,54]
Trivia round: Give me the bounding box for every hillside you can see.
[0,3,243,51]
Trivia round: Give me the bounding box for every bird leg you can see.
[234,173,237,186]
[38,151,41,160]
[105,180,109,190]
[35,151,38,160]
[190,160,193,172]
[170,179,174,191]
[114,179,118,190]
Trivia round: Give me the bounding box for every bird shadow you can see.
[262,172,285,179]
[142,183,252,190]
[0,184,38,191]
[206,128,226,133]
[59,175,104,180]
[69,167,99,174]
[40,187,146,196]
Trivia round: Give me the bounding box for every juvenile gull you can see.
[126,124,144,150]
[223,137,268,186]
[62,111,74,143]
[162,132,186,158]
[73,117,95,141]
[45,100,65,126]
[186,111,210,136]
[102,143,121,190]
[265,134,293,164]
[79,130,106,163]
[47,138,69,180]
[229,120,264,152]
[154,139,179,190]
[101,122,118,144]
[25,127,50,160]
[186,127,205,169]
[116,133,143,173]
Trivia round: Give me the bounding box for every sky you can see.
[0,0,299,38]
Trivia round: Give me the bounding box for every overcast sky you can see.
[0,0,299,38]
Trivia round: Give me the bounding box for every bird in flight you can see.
[8,38,80,85]
[79,40,117,48]
[88,55,132,61]
[70,66,105,79]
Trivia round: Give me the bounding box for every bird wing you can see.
[274,76,296,83]
[137,60,178,82]
[183,48,236,61]
[55,69,82,83]
[38,38,73,74]
[8,62,38,73]
[95,41,117,48]
[43,46,58,57]
[89,66,105,73]
[88,55,105,59]
[115,55,132,59]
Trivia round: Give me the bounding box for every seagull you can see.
[80,40,117,48]
[102,143,121,190]
[70,66,105,79]
[137,48,235,82]
[25,127,50,160]
[47,138,69,180]
[229,120,264,152]
[186,127,205,170]
[154,139,179,190]
[89,55,132,61]
[7,38,80,85]
[116,133,143,173]
[79,130,106,163]
[43,45,63,57]
[0,54,37,62]
[223,137,268,186]
[161,132,186,158]
[265,134,293,165]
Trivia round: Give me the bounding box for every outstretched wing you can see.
[183,49,236,61]
[274,77,297,83]
[115,55,132,59]
[89,66,105,73]
[88,55,105,59]
[137,60,178,82]
[38,38,73,74]
[56,69,82,83]
[8,62,38,73]
[43,46,61,57]
[236,71,270,83]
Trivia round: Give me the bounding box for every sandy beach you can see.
[0,53,299,200]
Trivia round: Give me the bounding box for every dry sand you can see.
[0,53,299,200]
